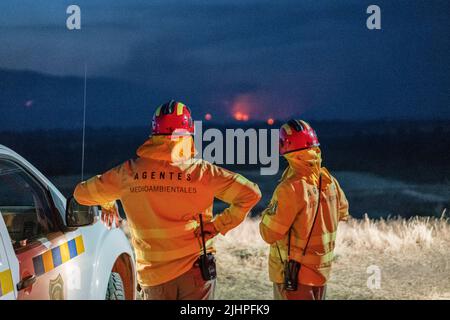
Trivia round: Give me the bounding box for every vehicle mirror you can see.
[66,196,96,227]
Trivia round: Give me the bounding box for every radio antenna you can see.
[81,63,87,181]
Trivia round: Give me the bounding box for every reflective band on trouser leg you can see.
[261,214,289,235]
[135,239,214,262]
[291,231,337,248]
[129,220,199,239]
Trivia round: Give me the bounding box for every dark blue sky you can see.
[0,0,449,126]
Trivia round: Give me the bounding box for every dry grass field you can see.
[122,215,450,300]
[213,216,450,300]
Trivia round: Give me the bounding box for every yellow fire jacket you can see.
[259,147,349,286]
[74,135,261,286]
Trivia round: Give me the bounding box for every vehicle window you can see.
[0,159,58,249]
[49,187,66,222]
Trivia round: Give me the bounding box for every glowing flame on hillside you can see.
[231,94,255,122]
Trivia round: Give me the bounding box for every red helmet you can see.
[151,100,194,136]
[279,119,320,155]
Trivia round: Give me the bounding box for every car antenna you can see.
[81,63,87,182]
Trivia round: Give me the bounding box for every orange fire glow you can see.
[234,111,250,121]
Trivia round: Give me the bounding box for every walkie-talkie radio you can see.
[198,214,217,281]
[284,175,322,291]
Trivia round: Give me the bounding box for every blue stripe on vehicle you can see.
[33,255,45,276]
[32,236,85,277]
[68,239,78,258]
[51,246,62,267]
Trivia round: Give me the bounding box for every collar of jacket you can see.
[136,135,197,164]
[281,147,323,185]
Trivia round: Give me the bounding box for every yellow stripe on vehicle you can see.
[32,235,85,276]
[59,242,71,263]
[42,250,54,273]
[75,235,85,254]
[0,269,14,297]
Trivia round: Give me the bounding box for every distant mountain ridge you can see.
[1,68,450,131]
[0,68,158,130]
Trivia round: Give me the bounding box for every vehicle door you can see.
[0,158,90,299]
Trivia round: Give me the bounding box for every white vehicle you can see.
[0,145,136,300]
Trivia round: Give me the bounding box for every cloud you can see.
[0,0,449,121]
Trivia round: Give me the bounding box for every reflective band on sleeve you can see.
[217,176,245,203]
[262,214,288,235]
[135,239,214,262]
[85,177,109,204]
[129,220,199,239]
[236,175,261,197]
[0,269,14,297]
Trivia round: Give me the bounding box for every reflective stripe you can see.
[134,238,214,262]
[217,175,249,202]
[155,106,162,116]
[0,269,14,297]
[262,214,288,235]
[60,242,71,263]
[291,231,337,248]
[236,175,261,196]
[299,120,311,130]
[85,176,109,204]
[75,235,85,254]
[176,102,184,115]
[270,246,334,265]
[42,250,54,273]
[282,124,292,135]
[297,251,334,265]
[129,220,199,239]
[32,235,85,276]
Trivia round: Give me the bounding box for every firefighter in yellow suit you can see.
[74,101,261,300]
[259,120,349,300]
